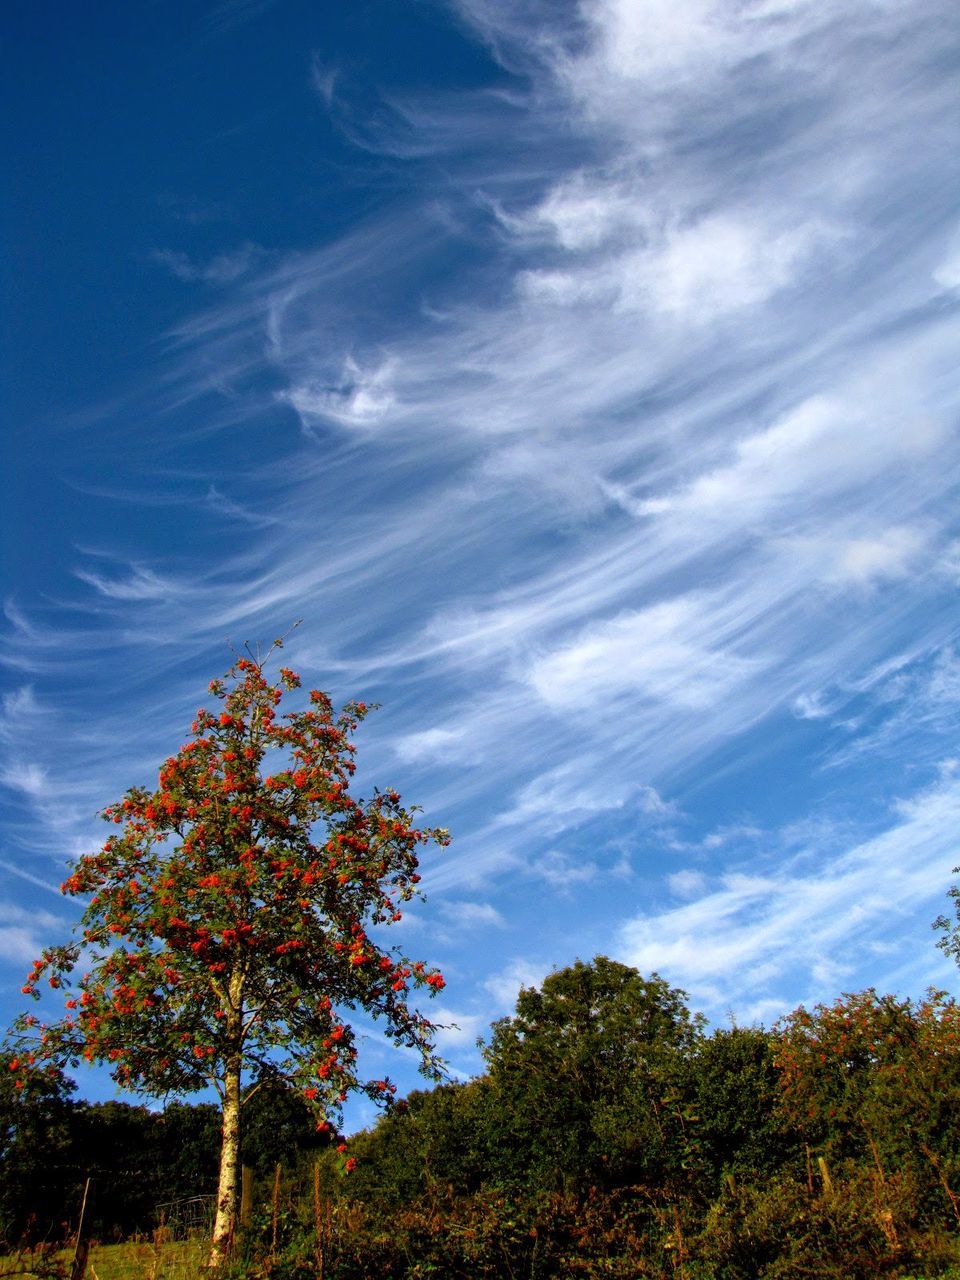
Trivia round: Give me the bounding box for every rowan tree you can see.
[9,649,450,1266]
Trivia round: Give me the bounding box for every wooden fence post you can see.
[270,1163,282,1258]
[70,1177,93,1280]
[240,1165,254,1232]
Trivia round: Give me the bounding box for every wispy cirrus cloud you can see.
[619,771,960,1017]
[439,900,506,930]
[153,243,266,287]
[935,224,960,292]
[0,904,68,966]
[73,564,185,603]
[1,761,49,799]
[4,0,960,1076]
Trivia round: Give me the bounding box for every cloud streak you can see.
[4,0,960,1083]
[618,772,960,1017]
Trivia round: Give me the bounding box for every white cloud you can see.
[618,774,960,1014]
[560,0,895,124]
[1,761,48,798]
[0,858,66,897]
[439,900,506,929]
[429,1007,488,1051]
[153,243,264,285]
[528,597,761,711]
[0,925,45,966]
[933,225,960,291]
[0,903,66,967]
[0,686,43,742]
[519,211,833,322]
[773,524,931,592]
[528,174,638,251]
[700,824,762,851]
[624,214,831,321]
[531,848,600,889]
[205,485,281,529]
[937,540,960,584]
[310,55,339,107]
[501,762,666,833]
[1,686,39,719]
[74,564,181,602]
[282,356,398,428]
[792,692,831,720]
[578,0,733,82]
[483,958,547,1012]
[668,869,707,899]
[666,396,942,525]
[831,527,926,586]
[394,727,472,765]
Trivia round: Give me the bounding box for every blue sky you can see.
[3,0,960,1116]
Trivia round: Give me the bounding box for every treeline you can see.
[0,1070,320,1244]
[305,958,960,1279]
[7,956,960,1277]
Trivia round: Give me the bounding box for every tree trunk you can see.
[208,1053,242,1268]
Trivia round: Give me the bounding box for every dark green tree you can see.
[347,1080,492,1209]
[481,957,702,1192]
[0,1052,77,1243]
[154,1099,221,1203]
[240,1077,325,1179]
[687,1026,794,1186]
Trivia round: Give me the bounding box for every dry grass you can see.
[0,1238,207,1280]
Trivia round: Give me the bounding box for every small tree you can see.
[10,648,449,1266]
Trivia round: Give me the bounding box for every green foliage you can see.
[0,1071,221,1247]
[775,989,960,1225]
[8,950,960,1277]
[153,1099,221,1201]
[275,1183,672,1280]
[694,1168,960,1279]
[68,1099,222,1238]
[0,1053,77,1243]
[346,1080,492,1208]
[481,957,701,1192]
[294,963,960,1278]
[687,1026,797,1184]
[241,1080,324,1180]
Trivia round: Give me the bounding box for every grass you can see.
[0,1238,208,1280]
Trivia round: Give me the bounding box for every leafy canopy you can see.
[12,655,449,1132]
